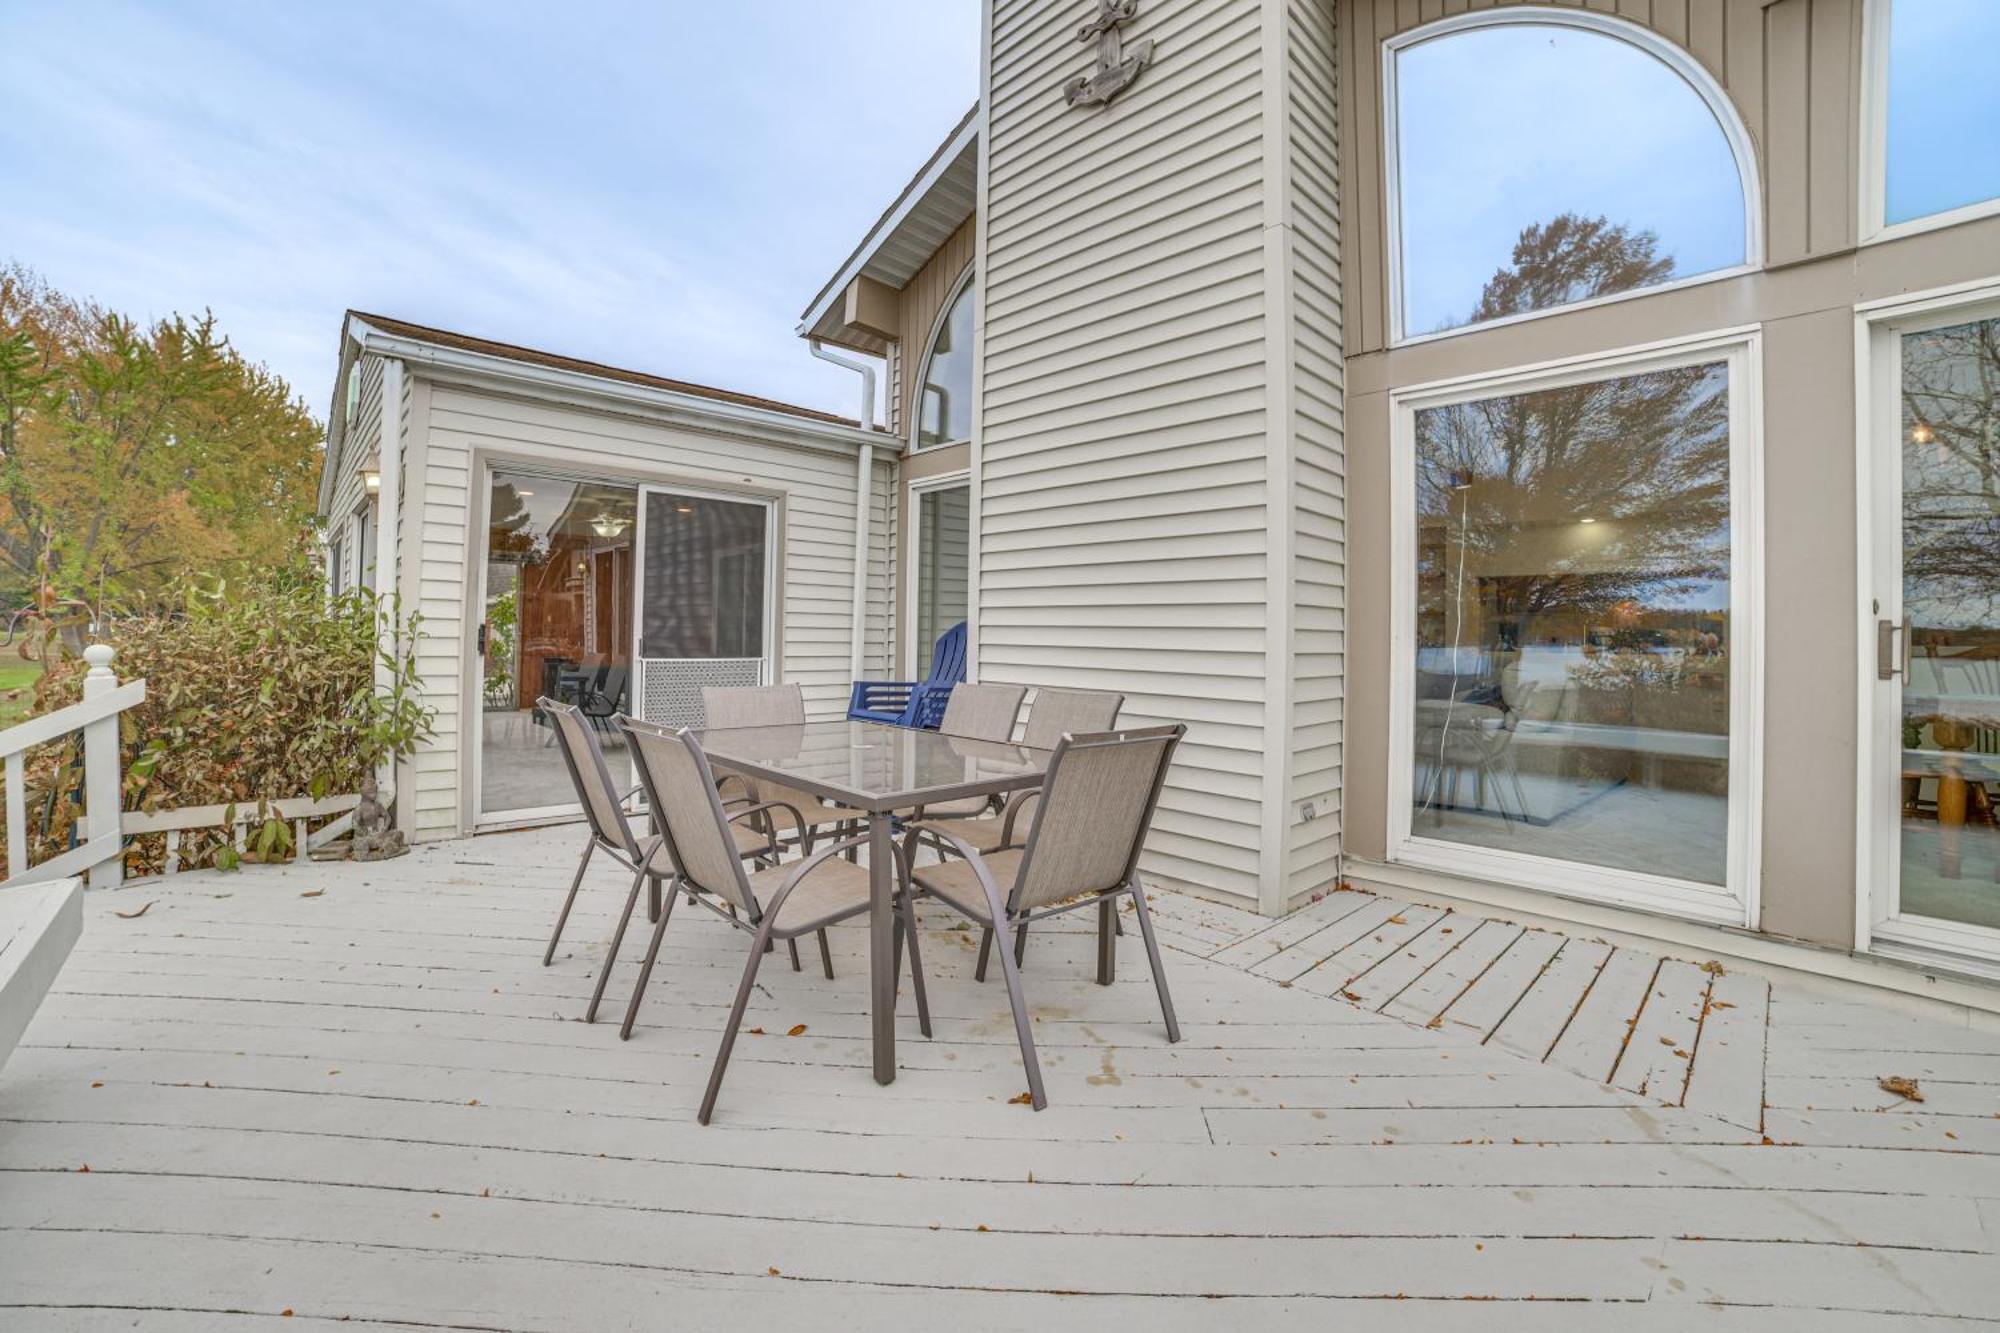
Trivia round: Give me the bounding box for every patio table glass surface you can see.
[688,717,1052,1086]
[691,718,1051,813]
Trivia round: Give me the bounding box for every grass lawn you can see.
[0,656,45,727]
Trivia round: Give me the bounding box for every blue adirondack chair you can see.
[847,621,967,729]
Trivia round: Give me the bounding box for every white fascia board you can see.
[794,111,981,339]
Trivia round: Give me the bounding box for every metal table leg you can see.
[869,811,896,1084]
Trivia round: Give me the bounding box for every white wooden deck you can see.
[3,826,1998,1329]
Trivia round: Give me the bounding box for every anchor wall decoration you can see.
[1063,0,1153,108]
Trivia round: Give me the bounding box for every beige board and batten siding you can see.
[1340,0,1864,356]
[399,381,893,842]
[980,0,1344,910]
[1335,0,2000,950]
[895,216,978,438]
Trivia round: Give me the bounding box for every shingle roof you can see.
[350,310,856,428]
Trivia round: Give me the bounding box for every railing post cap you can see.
[83,643,116,680]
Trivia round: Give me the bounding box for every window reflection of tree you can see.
[1902,318,2000,633]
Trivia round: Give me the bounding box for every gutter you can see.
[810,341,882,681]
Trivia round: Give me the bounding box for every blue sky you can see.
[1397,23,1746,336]
[1886,0,2000,224]
[0,1,979,423]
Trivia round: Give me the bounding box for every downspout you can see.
[810,340,880,681]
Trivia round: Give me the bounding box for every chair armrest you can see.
[912,827,1013,925]
[999,789,1040,848]
[727,800,808,839]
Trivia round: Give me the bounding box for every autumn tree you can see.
[1416,216,1729,650]
[1471,212,1675,326]
[0,264,323,613]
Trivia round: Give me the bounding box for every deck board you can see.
[2,826,1997,1327]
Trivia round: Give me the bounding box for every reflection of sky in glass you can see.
[1398,24,1745,336]
[1886,0,2000,225]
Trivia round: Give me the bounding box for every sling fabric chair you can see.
[907,724,1185,1110]
[847,621,967,728]
[616,719,932,1123]
[537,698,794,1016]
[905,688,1126,972]
[703,684,873,856]
[906,682,1029,820]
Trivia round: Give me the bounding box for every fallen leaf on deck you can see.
[113,901,156,920]
[1700,960,1726,976]
[1879,1075,1924,1103]
[90,1081,102,1088]
[767,1267,781,1277]
[1386,914,1408,925]
[748,1027,765,1035]
[976,1224,990,1232]
[300,890,324,898]
[787,1024,808,1037]
[1008,1091,1033,1105]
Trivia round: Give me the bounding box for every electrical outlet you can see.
[1298,800,1317,822]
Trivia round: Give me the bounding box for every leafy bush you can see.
[24,573,434,874]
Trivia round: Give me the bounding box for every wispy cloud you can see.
[0,0,979,420]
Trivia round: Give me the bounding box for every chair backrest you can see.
[1021,688,1124,750]
[704,683,806,729]
[1011,724,1184,914]
[590,664,630,710]
[937,682,1027,743]
[540,697,640,858]
[925,621,969,686]
[618,720,758,916]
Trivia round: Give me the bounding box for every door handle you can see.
[1876,615,1910,684]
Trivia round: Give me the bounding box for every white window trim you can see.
[1857,0,2000,248]
[909,265,975,452]
[903,468,972,679]
[1387,324,1765,929]
[1853,276,2000,976]
[1381,6,1765,349]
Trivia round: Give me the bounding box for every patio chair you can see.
[847,620,967,729]
[580,663,629,733]
[704,683,874,893]
[905,690,1128,971]
[904,683,1027,827]
[615,719,932,1122]
[536,698,799,1013]
[907,724,1185,1110]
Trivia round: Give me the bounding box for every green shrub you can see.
[26,574,434,874]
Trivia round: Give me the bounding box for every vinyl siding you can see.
[399,380,892,842]
[1339,0,1867,355]
[982,0,1296,903]
[1283,0,1346,900]
[323,355,385,590]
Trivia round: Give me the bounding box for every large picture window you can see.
[1387,12,1756,341]
[1873,0,2000,232]
[1393,336,1758,924]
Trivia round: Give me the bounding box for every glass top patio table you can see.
[692,718,1050,814]
[687,718,1050,1089]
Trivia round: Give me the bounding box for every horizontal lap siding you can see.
[1285,0,1345,900]
[983,0,1273,902]
[407,384,890,841]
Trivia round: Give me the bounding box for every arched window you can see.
[914,271,974,449]
[1387,10,1758,341]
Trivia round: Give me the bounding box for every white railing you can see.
[123,792,361,875]
[1,644,143,890]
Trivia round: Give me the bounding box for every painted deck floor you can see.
[3,825,1999,1329]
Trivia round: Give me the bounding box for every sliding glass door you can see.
[631,486,774,728]
[477,470,637,821]
[1864,294,2000,965]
